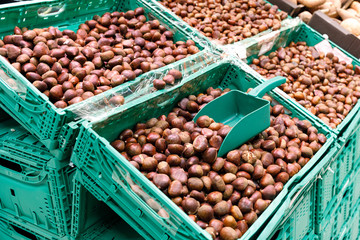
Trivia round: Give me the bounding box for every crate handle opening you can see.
[10,224,38,239]
[0,158,22,173]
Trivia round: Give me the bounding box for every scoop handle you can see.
[248,76,286,98]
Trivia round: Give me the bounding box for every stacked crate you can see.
[0,118,145,239]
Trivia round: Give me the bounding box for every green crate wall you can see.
[0,120,73,238]
[316,159,360,240]
[0,152,74,238]
[346,201,360,240]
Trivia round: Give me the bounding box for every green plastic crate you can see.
[350,159,360,210]
[262,178,317,240]
[0,0,215,160]
[0,119,66,167]
[0,128,74,239]
[144,0,294,53]
[0,118,122,240]
[71,59,335,240]
[313,125,360,227]
[345,158,360,216]
[338,123,360,183]
[74,169,156,240]
[314,154,338,227]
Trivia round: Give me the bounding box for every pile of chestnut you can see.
[250,41,360,129]
[0,8,199,108]
[111,86,327,240]
[160,0,288,45]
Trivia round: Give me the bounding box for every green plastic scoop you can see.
[193,76,286,157]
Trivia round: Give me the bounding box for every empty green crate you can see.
[0,174,122,240]
[145,0,294,52]
[0,119,74,238]
[75,169,156,240]
[0,140,74,238]
[0,0,215,160]
[0,119,67,167]
[71,59,335,240]
[0,213,142,240]
[0,119,120,240]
